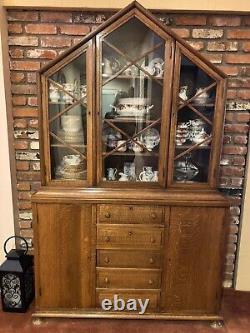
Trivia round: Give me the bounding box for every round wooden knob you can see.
[151,213,157,219]
[105,212,111,218]
[149,258,154,264]
[105,236,110,242]
[151,237,156,243]
[148,279,153,285]
[104,277,109,284]
[104,257,110,263]
[128,231,133,236]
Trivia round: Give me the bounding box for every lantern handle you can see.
[4,236,29,255]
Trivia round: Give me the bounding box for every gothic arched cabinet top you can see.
[38,1,227,189]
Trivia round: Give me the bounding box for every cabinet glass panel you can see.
[48,53,87,181]
[101,18,165,183]
[174,55,216,183]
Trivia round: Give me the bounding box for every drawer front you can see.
[98,204,164,224]
[96,289,160,311]
[96,268,161,289]
[97,249,161,268]
[97,225,164,249]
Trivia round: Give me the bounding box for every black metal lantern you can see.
[0,236,34,312]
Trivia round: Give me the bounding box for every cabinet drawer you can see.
[97,249,161,268]
[98,204,164,224]
[96,289,160,311]
[97,225,164,249]
[96,268,161,289]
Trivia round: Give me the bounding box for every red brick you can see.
[25,23,57,34]
[187,41,204,50]
[227,90,237,99]
[225,54,250,64]
[171,28,190,38]
[72,37,83,45]
[225,124,249,134]
[12,84,37,95]
[227,30,250,39]
[235,113,250,123]
[237,90,250,99]
[231,178,244,188]
[225,112,234,122]
[218,65,239,76]
[16,161,30,171]
[8,11,38,22]
[232,156,246,166]
[27,97,38,106]
[26,48,57,59]
[18,191,31,199]
[242,42,250,52]
[8,36,38,46]
[17,182,30,191]
[234,135,248,145]
[10,72,25,83]
[209,16,241,26]
[223,135,232,144]
[9,48,24,58]
[192,28,223,38]
[15,140,29,150]
[41,36,71,47]
[12,96,26,106]
[19,217,32,225]
[174,15,206,26]
[20,229,33,238]
[8,23,23,34]
[17,171,41,181]
[243,17,250,26]
[41,12,72,23]
[221,166,244,177]
[59,24,90,35]
[14,119,27,128]
[10,60,40,71]
[223,146,248,155]
[29,119,39,128]
[27,72,37,83]
[228,78,250,88]
[204,53,222,64]
[207,41,226,51]
[13,107,38,117]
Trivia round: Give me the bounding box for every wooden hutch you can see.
[32,1,229,323]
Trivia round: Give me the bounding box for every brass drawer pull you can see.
[148,279,153,285]
[104,277,109,284]
[105,212,111,218]
[105,236,111,242]
[150,237,156,243]
[128,231,133,236]
[151,213,157,219]
[104,257,110,264]
[149,257,154,264]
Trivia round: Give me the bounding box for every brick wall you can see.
[7,10,250,287]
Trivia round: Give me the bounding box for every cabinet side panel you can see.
[36,203,94,309]
[163,206,226,314]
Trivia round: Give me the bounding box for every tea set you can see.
[56,154,86,180]
[106,163,158,182]
[112,98,154,118]
[174,154,199,181]
[49,82,87,104]
[176,119,210,146]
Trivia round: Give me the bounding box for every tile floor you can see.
[0,289,249,333]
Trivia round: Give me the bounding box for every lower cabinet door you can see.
[162,206,227,315]
[34,203,95,309]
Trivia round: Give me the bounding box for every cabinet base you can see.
[32,310,223,321]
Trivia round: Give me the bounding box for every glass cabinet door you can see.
[46,45,92,185]
[169,48,218,186]
[98,17,170,185]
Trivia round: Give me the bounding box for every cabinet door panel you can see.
[35,203,94,309]
[162,206,226,314]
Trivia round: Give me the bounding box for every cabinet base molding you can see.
[32,311,223,321]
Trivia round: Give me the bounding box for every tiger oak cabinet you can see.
[32,1,230,322]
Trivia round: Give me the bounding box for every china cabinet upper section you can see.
[39,1,226,189]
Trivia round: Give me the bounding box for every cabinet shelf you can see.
[102,74,164,80]
[104,118,157,124]
[175,145,211,150]
[51,143,86,148]
[103,151,159,156]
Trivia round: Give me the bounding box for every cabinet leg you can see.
[32,318,45,326]
[210,320,224,329]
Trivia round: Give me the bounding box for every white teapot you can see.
[118,172,129,181]
[139,166,154,182]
